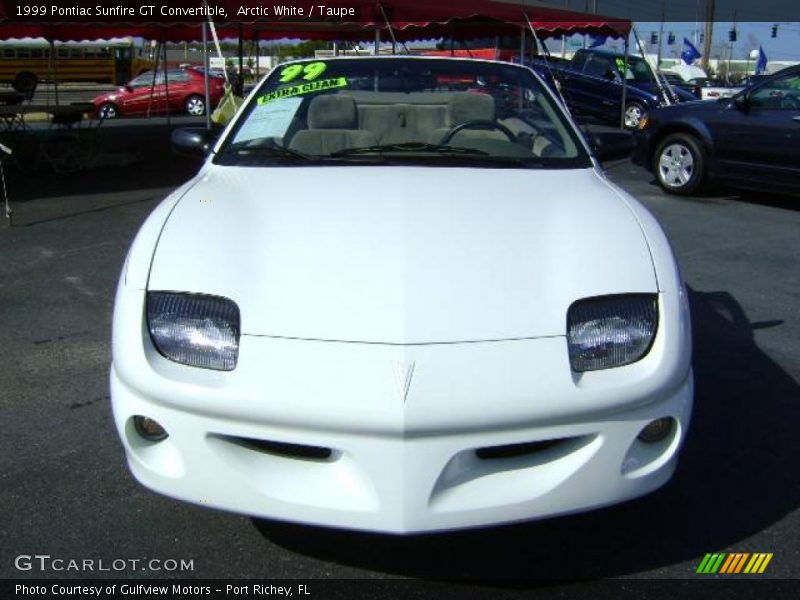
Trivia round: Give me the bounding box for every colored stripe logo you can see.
[696,553,773,574]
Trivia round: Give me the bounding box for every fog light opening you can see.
[637,417,675,444]
[133,415,168,442]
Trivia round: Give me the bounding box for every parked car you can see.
[193,65,241,88]
[634,65,800,196]
[91,68,225,119]
[691,77,743,100]
[659,71,700,97]
[527,49,697,129]
[112,56,693,534]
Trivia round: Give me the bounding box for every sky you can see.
[633,21,800,62]
[547,21,800,63]
[524,1,800,61]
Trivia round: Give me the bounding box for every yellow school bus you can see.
[0,38,154,94]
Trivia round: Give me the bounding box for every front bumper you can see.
[112,366,692,533]
[110,289,693,533]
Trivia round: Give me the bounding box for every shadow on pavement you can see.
[734,190,800,212]
[1,121,204,227]
[253,287,800,581]
[640,172,800,212]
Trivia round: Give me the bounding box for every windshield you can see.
[595,54,653,83]
[216,57,590,169]
[618,56,653,83]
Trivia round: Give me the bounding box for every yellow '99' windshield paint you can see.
[279,62,328,83]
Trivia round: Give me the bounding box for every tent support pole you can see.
[1,143,12,226]
[203,22,211,130]
[163,40,170,126]
[254,30,260,80]
[48,38,59,106]
[632,26,670,106]
[621,36,630,128]
[374,26,380,55]
[238,23,244,96]
[524,14,569,108]
[377,3,400,55]
[147,39,160,119]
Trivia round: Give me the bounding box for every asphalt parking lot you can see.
[0,129,798,585]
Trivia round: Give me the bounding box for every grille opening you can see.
[476,438,567,460]
[225,436,332,461]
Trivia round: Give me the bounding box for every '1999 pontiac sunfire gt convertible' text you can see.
[110,56,693,533]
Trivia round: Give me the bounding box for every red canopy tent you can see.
[0,0,633,129]
[0,1,630,42]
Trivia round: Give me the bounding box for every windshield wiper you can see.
[329,143,490,157]
[332,142,546,167]
[221,141,311,161]
[222,141,541,167]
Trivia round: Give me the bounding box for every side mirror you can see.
[591,130,635,163]
[124,84,133,92]
[172,127,216,158]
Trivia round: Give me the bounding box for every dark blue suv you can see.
[634,65,800,196]
[529,49,697,129]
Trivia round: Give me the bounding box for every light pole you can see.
[701,0,715,73]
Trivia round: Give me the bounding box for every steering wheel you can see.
[440,119,517,145]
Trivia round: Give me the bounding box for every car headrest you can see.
[449,93,495,125]
[307,95,358,129]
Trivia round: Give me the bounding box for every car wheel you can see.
[13,71,37,95]
[653,133,706,196]
[185,95,206,116]
[97,102,118,119]
[623,102,647,129]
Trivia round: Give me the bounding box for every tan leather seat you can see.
[289,96,377,155]
[359,103,448,145]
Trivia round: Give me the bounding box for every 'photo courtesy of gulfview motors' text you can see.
[1,0,798,595]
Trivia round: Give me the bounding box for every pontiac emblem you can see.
[393,361,416,404]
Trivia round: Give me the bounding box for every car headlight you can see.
[147,292,240,371]
[567,294,658,372]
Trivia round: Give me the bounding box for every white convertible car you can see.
[111,56,693,533]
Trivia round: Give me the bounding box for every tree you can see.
[288,40,331,59]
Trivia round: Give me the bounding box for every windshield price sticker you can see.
[233,97,303,144]
[279,62,328,83]
[258,77,348,105]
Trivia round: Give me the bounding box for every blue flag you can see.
[681,38,702,65]
[755,46,768,74]
[588,34,607,48]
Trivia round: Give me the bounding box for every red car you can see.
[92,68,225,119]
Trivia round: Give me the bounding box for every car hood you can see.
[652,96,728,117]
[148,166,657,343]
[637,82,697,102]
